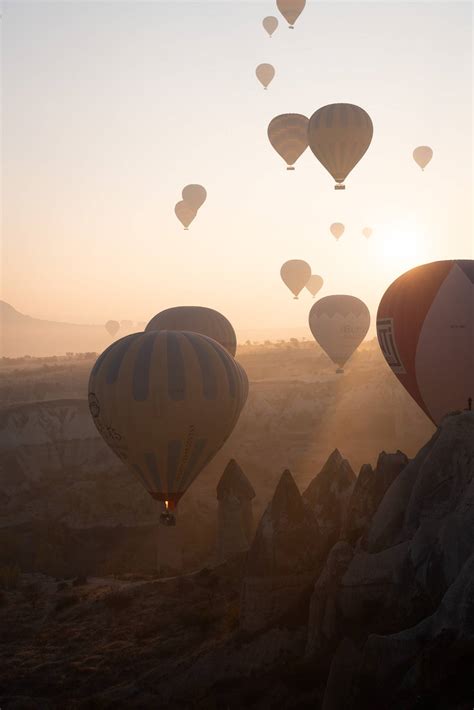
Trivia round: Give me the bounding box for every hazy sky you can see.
[2,0,473,339]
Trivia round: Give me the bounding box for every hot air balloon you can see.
[267,114,309,170]
[276,0,306,28]
[146,306,237,357]
[256,63,275,89]
[377,260,473,426]
[263,16,278,36]
[309,295,370,373]
[306,274,324,298]
[330,223,345,240]
[308,104,373,189]
[362,227,372,239]
[182,184,207,211]
[105,320,120,337]
[413,146,433,171]
[88,330,248,525]
[175,201,197,230]
[281,260,311,299]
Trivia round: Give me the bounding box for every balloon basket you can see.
[289,25,294,29]
[336,368,344,374]
[287,166,295,171]
[160,511,176,527]
[335,184,345,190]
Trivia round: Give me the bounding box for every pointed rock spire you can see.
[216,459,255,502]
[303,450,356,548]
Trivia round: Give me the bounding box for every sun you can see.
[374,218,427,278]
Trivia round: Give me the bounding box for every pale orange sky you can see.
[2,1,473,341]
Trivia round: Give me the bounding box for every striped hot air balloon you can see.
[145,306,237,357]
[88,331,248,523]
[276,0,306,28]
[309,295,370,373]
[377,260,474,425]
[267,114,309,170]
[308,104,373,189]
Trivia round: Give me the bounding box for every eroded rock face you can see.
[303,449,356,550]
[343,450,408,545]
[240,470,321,633]
[217,459,256,564]
[319,412,474,708]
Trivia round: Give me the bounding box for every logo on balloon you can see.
[377,318,406,374]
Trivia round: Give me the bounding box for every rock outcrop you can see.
[216,459,255,564]
[240,470,321,633]
[303,449,356,550]
[318,411,474,708]
[343,450,408,544]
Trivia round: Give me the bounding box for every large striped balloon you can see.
[145,306,237,357]
[88,331,248,510]
[267,114,309,170]
[377,260,473,425]
[309,295,370,372]
[308,104,373,189]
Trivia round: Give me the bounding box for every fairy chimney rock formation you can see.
[216,459,256,564]
[240,469,321,633]
[303,449,356,549]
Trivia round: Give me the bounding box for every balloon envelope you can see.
[330,223,345,240]
[281,260,311,298]
[145,306,237,357]
[306,274,324,298]
[105,320,120,337]
[309,295,370,370]
[262,16,278,36]
[413,146,433,170]
[308,104,373,189]
[276,0,306,27]
[256,63,275,89]
[175,201,197,229]
[377,260,474,425]
[88,331,248,509]
[268,114,309,169]
[362,227,372,238]
[182,184,207,211]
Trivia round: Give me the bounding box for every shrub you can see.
[55,594,79,612]
[103,591,133,612]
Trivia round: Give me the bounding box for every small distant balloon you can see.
[306,274,324,298]
[175,201,197,230]
[281,260,311,299]
[105,320,120,337]
[309,296,370,373]
[330,223,345,241]
[413,146,433,171]
[267,114,309,170]
[263,16,279,36]
[362,227,372,239]
[256,63,275,89]
[308,104,373,189]
[182,184,207,211]
[276,0,306,28]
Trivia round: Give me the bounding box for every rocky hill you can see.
[1,411,472,708]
